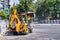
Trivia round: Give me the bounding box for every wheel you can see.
[29,29,32,33]
[13,32,28,35]
[13,32,18,35]
[28,28,32,33]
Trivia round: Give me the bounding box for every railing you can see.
[34,20,60,24]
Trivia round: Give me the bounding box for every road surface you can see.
[0,24,60,40]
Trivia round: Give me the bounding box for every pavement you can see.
[0,23,60,40]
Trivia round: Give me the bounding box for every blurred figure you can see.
[21,17,25,25]
[0,24,1,37]
[27,16,31,26]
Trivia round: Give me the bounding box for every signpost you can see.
[4,8,9,15]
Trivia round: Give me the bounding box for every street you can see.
[0,0,60,40]
[0,24,60,40]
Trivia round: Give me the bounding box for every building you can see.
[0,0,10,12]
[4,0,10,9]
[0,0,3,12]
[0,0,20,12]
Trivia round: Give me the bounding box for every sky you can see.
[10,0,19,7]
[34,0,37,3]
[10,0,37,7]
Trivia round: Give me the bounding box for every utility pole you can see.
[8,0,10,9]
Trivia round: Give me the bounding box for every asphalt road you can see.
[0,24,60,40]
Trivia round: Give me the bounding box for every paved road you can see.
[0,24,60,40]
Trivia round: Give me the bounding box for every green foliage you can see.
[0,11,7,19]
[36,0,60,20]
[11,0,35,14]
[11,6,18,9]
[48,0,56,3]
[20,0,35,12]
[57,0,60,3]
[48,7,54,11]
[36,0,49,20]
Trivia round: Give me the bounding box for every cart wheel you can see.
[29,28,32,33]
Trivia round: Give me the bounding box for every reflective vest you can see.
[22,18,25,21]
[27,17,31,21]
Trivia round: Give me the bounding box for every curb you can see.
[30,24,60,26]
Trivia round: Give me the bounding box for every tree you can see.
[20,0,35,11]
[36,0,60,20]
[0,11,7,19]
[12,0,35,14]
[48,0,60,19]
[36,0,49,20]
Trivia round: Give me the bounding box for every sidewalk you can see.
[0,33,3,38]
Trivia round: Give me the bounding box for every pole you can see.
[8,0,10,9]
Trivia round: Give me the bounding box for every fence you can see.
[35,20,60,24]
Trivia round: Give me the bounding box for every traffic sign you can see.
[4,8,9,15]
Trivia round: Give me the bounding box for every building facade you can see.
[0,0,10,12]
[4,0,10,9]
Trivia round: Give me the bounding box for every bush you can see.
[0,11,7,19]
